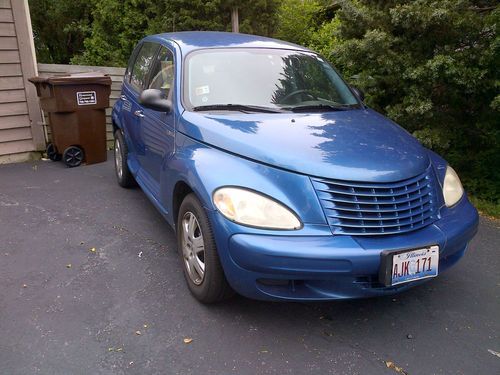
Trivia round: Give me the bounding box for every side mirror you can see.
[350,86,365,102]
[139,89,172,112]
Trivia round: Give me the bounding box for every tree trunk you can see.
[231,7,239,33]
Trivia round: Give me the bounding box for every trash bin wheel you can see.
[46,143,61,162]
[63,146,84,168]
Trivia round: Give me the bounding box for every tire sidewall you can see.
[114,130,133,187]
[177,194,222,302]
[114,132,124,184]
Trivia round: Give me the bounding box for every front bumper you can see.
[210,196,479,301]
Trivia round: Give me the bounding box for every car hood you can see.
[178,108,429,182]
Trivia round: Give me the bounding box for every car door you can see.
[121,42,160,172]
[140,45,176,191]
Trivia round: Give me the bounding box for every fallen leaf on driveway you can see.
[384,360,408,375]
[183,338,193,344]
[22,284,27,288]
[143,324,148,328]
[488,349,500,358]
[66,264,72,269]
[135,330,142,336]
[90,247,96,253]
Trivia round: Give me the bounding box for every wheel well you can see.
[112,120,119,135]
[172,181,194,226]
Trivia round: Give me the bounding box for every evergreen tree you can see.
[329,1,499,203]
[29,0,93,63]
[276,0,499,204]
[71,0,159,67]
[71,0,280,67]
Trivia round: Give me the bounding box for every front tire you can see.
[177,193,234,303]
[114,129,135,188]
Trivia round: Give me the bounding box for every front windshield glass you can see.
[184,48,359,111]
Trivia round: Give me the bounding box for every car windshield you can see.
[184,48,360,111]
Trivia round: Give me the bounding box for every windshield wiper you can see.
[192,104,282,113]
[282,104,359,112]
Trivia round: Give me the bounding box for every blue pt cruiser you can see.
[112,32,479,303]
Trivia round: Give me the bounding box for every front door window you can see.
[147,46,175,98]
[130,42,159,93]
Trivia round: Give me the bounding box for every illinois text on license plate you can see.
[381,246,439,286]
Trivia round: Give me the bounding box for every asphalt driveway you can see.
[0,155,498,375]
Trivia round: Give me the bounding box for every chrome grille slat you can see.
[312,166,439,236]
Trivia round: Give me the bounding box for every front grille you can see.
[311,166,439,235]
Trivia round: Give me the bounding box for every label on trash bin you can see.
[76,91,97,105]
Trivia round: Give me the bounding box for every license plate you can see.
[379,246,439,286]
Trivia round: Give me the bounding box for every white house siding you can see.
[0,0,44,163]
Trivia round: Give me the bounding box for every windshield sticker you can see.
[195,85,210,96]
[202,65,215,74]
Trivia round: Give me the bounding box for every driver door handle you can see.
[134,110,144,118]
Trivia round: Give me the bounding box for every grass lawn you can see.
[470,196,500,220]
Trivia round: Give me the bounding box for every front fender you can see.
[161,132,328,231]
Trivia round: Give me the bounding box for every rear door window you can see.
[124,44,141,84]
[130,42,159,93]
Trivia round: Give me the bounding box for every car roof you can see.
[142,31,311,55]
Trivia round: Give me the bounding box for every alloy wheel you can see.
[181,212,206,285]
[115,138,123,179]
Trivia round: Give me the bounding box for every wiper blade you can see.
[192,104,282,113]
[282,104,358,112]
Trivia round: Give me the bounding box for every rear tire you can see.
[177,193,234,303]
[114,129,136,188]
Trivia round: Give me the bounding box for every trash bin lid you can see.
[29,72,112,86]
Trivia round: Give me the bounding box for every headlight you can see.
[443,166,464,207]
[213,187,302,230]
